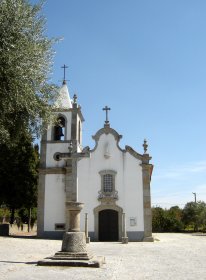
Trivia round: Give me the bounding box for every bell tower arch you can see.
[53,115,66,141]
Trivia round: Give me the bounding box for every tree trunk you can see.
[10,208,15,225]
[28,208,31,232]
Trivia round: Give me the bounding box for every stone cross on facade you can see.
[55,141,90,232]
[102,106,111,124]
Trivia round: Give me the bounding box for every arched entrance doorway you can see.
[94,204,123,241]
[99,209,118,241]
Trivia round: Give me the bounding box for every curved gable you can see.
[91,126,123,153]
[89,126,143,161]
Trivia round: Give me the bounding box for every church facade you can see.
[37,81,153,242]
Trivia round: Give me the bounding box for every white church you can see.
[37,80,154,242]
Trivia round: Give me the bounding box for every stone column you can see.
[61,202,87,253]
[38,103,104,267]
[61,145,89,254]
[64,165,72,231]
[85,213,90,243]
[66,201,84,232]
[122,212,128,244]
[142,153,154,242]
[64,154,79,231]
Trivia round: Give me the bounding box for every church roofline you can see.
[53,82,72,110]
[52,108,72,112]
[125,145,143,160]
[91,125,123,153]
[92,125,122,143]
[90,125,149,162]
[52,101,85,121]
[91,124,125,152]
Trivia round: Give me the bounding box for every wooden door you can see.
[99,209,118,241]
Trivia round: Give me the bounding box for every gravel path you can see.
[0,233,205,280]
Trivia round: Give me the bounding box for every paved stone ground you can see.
[0,233,205,280]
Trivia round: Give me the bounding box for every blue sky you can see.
[37,0,206,208]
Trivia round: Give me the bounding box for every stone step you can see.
[38,256,105,268]
[47,251,94,260]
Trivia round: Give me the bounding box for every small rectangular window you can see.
[103,174,113,192]
[55,223,65,231]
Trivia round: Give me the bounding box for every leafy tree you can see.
[199,203,206,231]
[0,206,10,223]
[182,202,199,231]
[0,0,58,145]
[152,206,184,232]
[166,206,184,232]
[0,133,39,224]
[152,207,166,232]
[153,203,206,233]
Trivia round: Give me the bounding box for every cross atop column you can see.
[103,106,111,124]
[54,142,90,232]
[61,64,68,84]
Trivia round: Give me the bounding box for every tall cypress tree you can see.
[0,133,39,223]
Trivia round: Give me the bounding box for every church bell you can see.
[55,126,64,140]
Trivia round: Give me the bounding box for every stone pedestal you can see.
[38,231,104,267]
[38,202,104,267]
[143,236,154,242]
[122,237,128,244]
[62,232,87,252]
[66,201,84,232]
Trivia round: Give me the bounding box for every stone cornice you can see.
[52,108,72,112]
[125,145,143,160]
[39,167,67,174]
[41,140,72,144]
[52,106,84,122]
[92,126,122,142]
[91,126,123,153]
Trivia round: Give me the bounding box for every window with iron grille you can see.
[103,174,113,192]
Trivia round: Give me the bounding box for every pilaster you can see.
[37,130,47,237]
[141,154,154,242]
[37,173,46,237]
[71,96,84,146]
[71,105,78,141]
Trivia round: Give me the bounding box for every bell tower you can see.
[37,73,84,238]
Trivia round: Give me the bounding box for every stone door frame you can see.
[93,204,123,241]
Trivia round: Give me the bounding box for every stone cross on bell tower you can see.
[61,64,68,84]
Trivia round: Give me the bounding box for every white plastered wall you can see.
[78,133,144,233]
[46,143,69,168]
[44,174,65,231]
